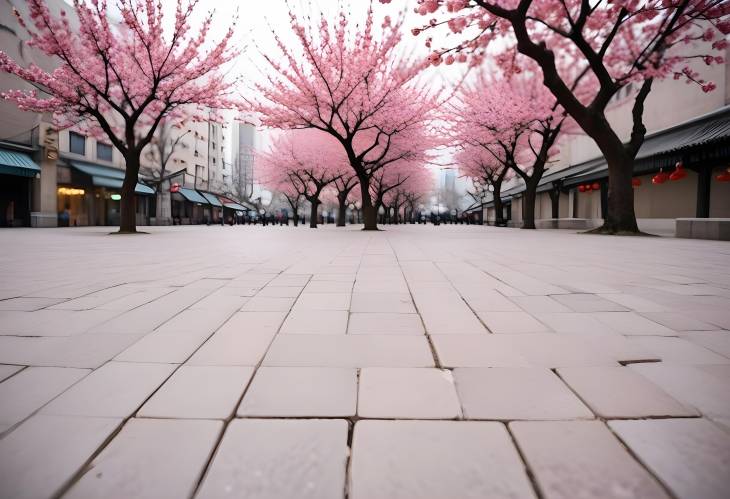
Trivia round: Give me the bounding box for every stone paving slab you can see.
[1,225,729,498]
[280,309,349,334]
[0,364,23,383]
[454,367,594,420]
[40,361,175,418]
[347,312,425,335]
[0,366,89,432]
[138,366,253,419]
[0,333,145,369]
[238,366,357,417]
[679,330,730,357]
[609,418,730,499]
[349,420,536,499]
[628,336,730,365]
[0,414,122,499]
[511,420,669,499]
[64,418,222,499]
[197,419,348,499]
[557,366,698,419]
[358,368,461,419]
[263,334,434,368]
[630,363,730,419]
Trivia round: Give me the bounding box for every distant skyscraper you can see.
[233,121,256,201]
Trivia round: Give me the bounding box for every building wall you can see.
[574,189,602,220]
[710,167,730,217]
[633,172,697,219]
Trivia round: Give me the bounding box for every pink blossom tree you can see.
[258,130,347,228]
[258,151,303,226]
[332,173,360,226]
[382,0,729,233]
[252,6,439,230]
[451,73,564,228]
[0,0,239,233]
[456,144,511,225]
[380,163,433,223]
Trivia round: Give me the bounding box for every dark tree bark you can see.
[521,182,537,229]
[336,195,348,227]
[120,154,140,233]
[359,179,378,230]
[309,200,319,228]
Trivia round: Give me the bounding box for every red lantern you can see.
[591,182,600,191]
[578,185,586,192]
[652,169,669,184]
[632,178,642,188]
[669,162,687,181]
[717,171,730,182]
[170,182,180,193]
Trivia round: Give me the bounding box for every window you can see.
[212,157,216,165]
[97,143,113,162]
[69,132,86,155]
[212,141,216,150]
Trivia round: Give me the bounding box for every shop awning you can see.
[69,160,155,195]
[90,176,155,195]
[483,105,730,200]
[200,192,223,207]
[177,187,208,204]
[223,202,246,211]
[0,148,41,177]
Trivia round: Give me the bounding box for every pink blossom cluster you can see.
[0,0,240,148]
[380,0,729,93]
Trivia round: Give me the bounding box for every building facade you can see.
[0,0,245,227]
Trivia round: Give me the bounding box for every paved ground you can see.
[0,224,729,499]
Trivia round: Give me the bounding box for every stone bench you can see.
[676,218,730,241]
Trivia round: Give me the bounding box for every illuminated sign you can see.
[110,194,122,201]
[57,187,85,196]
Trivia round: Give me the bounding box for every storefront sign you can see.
[57,187,85,196]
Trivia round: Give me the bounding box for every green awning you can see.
[70,160,125,180]
[0,148,41,178]
[177,187,208,204]
[92,176,155,195]
[200,192,223,207]
[69,160,155,195]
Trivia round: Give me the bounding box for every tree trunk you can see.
[119,154,140,233]
[359,180,378,230]
[337,194,347,227]
[493,183,504,226]
[601,155,639,233]
[309,200,319,228]
[522,184,537,229]
[288,199,299,227]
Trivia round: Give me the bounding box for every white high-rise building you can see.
[232,121,257,202]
